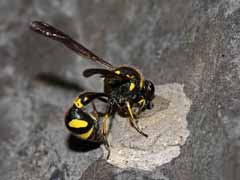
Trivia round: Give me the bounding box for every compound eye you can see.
[148,82,155,98]
[144,80,155,100]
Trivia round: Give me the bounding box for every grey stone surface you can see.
[0,0,240,180]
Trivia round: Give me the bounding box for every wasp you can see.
[30,21,155,158]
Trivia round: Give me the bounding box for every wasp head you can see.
[142,80,155,110]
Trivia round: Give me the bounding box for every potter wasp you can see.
[30,21,155,158]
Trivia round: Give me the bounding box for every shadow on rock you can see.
[34,72,85,92]
[67,134,101,152]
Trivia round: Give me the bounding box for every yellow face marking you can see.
[68,119,88,128]
[129,82,135,91]
[78,127,93,140]
[115,70,121,75]
[74,98,83,108]
[138,98,145,106]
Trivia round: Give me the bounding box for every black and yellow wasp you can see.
[30,21,155,158]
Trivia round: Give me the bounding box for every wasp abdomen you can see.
[65,92,107,143]
[65,107,95,139]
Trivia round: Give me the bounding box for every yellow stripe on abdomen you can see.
[78,127,94,140]
[68,119,88,128]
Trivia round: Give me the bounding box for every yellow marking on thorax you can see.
[126,74,135,79]
[68,119,88,128]
[78,127,93,140]
[74,98,83,108]
[115,70,121,74]
[129,82,135,91]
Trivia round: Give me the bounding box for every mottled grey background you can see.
[0,0,240,180]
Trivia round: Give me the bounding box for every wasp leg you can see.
[101,113,111,159]
[102,114,109,135]
[91,101,99,119]
[92,104,111,159]
[97,97,108,103]
[126,101,148,137]
[103,136,111,159]
[73,92,109,111]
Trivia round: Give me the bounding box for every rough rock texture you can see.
[0,0,240,180]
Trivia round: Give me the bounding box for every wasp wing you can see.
[83,68,129,80]
[83,68,131,89]
[30,21,114,69]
